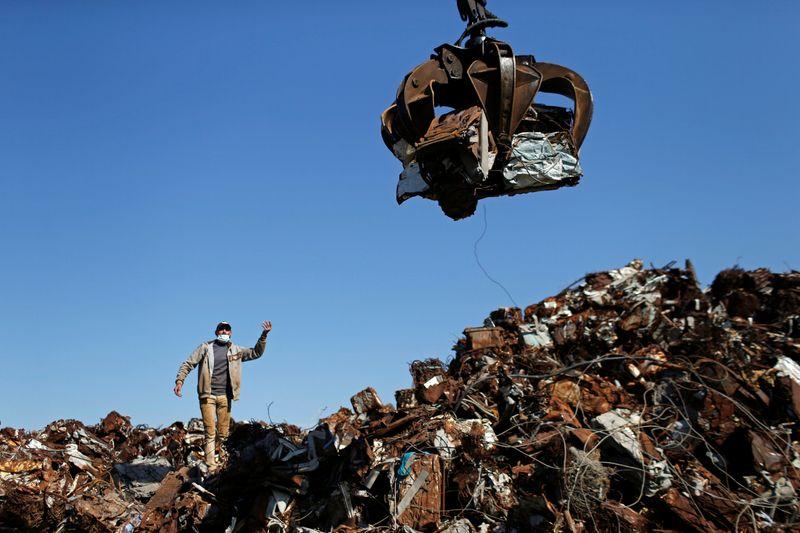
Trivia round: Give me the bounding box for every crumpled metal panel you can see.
[395,454,443,530]
[113,456,173,500]
[502,131,582,191]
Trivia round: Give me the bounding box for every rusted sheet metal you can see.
[410,359,454,404]
[145,468,189,511]
[0,459,41,473]
[350,387,383,417]
[464,326,505,350]
[395,454,444,530]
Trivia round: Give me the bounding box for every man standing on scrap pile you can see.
[173,320,272,467]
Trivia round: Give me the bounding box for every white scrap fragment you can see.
[583,289,609,306]
[775,356,800,384]
[519,322,553,348]
[756,511,776,528]
[438,518,477,533]
[371,439,389,464]
[64,444,95,472]
[423,375,444,389]
[593,409,644,462]
[25,439,53,451]
[593,409,672,495]
[609,264,641,288]
[691,475,708,496]
[66,476,79,497]
[434,428,458,460]
[646,458,673,496]
[266,488,291,517]
[487,471,512,497]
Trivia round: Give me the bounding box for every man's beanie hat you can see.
[215,321,232,334]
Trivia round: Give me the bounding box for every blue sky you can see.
[1,1,797,429]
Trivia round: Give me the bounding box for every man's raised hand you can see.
[262,320,272,334]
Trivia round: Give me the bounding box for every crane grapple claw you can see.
[380,1,593,220]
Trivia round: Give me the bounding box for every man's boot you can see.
[204,440,217,468]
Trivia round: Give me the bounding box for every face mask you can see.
[216,334,231,344]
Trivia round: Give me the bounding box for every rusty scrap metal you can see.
[1,263,799,531]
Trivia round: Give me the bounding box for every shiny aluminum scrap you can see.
[381,0,594,220]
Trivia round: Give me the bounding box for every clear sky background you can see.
[1,1,798,429]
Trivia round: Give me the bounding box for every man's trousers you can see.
[199,395,231,466]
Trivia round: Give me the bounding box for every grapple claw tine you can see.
[532,62,594,151]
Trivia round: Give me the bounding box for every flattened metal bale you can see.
[410,359,453,404]
[464,327,506,350]
[350,387,383,416]
[394,454,444,530]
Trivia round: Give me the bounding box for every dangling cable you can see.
[473,204,519,308]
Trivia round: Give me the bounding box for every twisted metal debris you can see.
[2,260,799,532]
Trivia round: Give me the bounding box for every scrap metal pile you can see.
[2,260,800,532]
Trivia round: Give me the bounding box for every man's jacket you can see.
[175,333,267,401]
